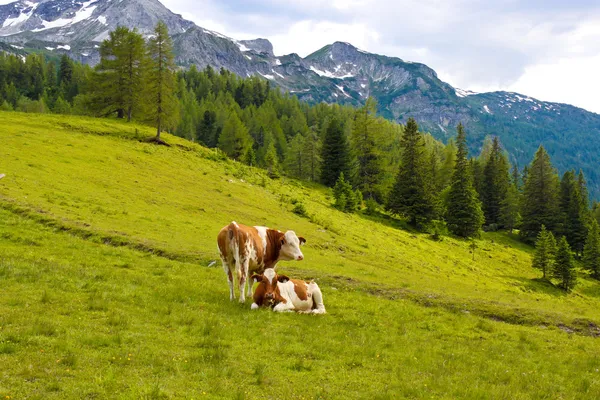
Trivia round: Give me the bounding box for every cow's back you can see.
[218,222,265,268]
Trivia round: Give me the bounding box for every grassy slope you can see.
[1,111,600,398]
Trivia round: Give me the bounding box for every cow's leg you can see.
[238,259,249,303]
[310,284,326,314]
[273,302,294,313]
[246,272,254,298]
[222,259,235,301]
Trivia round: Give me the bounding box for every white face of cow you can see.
[279,230,306,261]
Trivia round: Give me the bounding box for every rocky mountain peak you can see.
[238,38,273,57]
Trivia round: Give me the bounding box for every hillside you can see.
[2,111,600,398]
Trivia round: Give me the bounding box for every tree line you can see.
[2,24,600,287]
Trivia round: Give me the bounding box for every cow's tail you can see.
[310,283,326,314]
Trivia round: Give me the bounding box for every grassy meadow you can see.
[1,111,600,398]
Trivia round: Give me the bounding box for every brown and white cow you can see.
[250,269,326,314]
[217,221,306,303]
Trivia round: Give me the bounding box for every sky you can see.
[159,0,600,114]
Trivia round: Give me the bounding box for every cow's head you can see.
[252,268,289,307]
[278,230,306,261]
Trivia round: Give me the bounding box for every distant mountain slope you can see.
[1,0,600,196]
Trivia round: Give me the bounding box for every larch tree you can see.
[146,21,179,141]
[351,97,382,200]
[218,111,252,161]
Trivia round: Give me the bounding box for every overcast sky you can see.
[159,0,600,114]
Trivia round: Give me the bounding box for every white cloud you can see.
[269,20,378,57]
[508,55,600,114]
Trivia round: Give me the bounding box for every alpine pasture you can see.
[1,111,600,399]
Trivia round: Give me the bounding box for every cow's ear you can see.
[298,236,306,245]
[278,275,290,283]
[251,274,262,283]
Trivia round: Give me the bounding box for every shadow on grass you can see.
[501,275,567,297]
[357,210,417,233]
[579,281,600,298]
[484,231,533,253]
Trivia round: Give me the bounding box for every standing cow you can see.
[217,221,306,303]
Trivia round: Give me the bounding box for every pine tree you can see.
[481,136,510,226]
[519,146,559,244]
[351,97,382,200]
[321,116,351,187]
[532,225,557,279]
[445,123,484,238]
[145,21,179,141]
[553,236,577,292]
[387,117,435,227]
[583,219,600,280]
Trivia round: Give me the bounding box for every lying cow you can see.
[250,268,326,314]
[217,221,306,303]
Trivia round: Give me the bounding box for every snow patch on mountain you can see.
[236,42,250,52]
[455,88,478,97]
[1,1,37,30]
[336,84,351,98]
[33,0,98,32]
[310,66,335,78]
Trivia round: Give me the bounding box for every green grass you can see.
[1,111,600,398]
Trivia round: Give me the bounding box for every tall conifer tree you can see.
[446,123,484,237]
[387,117,435,227]
[320,116,351,187]
[146,21,179,140]
[351,97,382,200]
[519,146,559,243]
[553,236,577,292]
[481,136,510,225]
[583,219,600,280]
[532,225,557,279]
[558,170,587,254]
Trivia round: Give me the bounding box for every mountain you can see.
[2,0,600,196]
[0,0,194,64]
